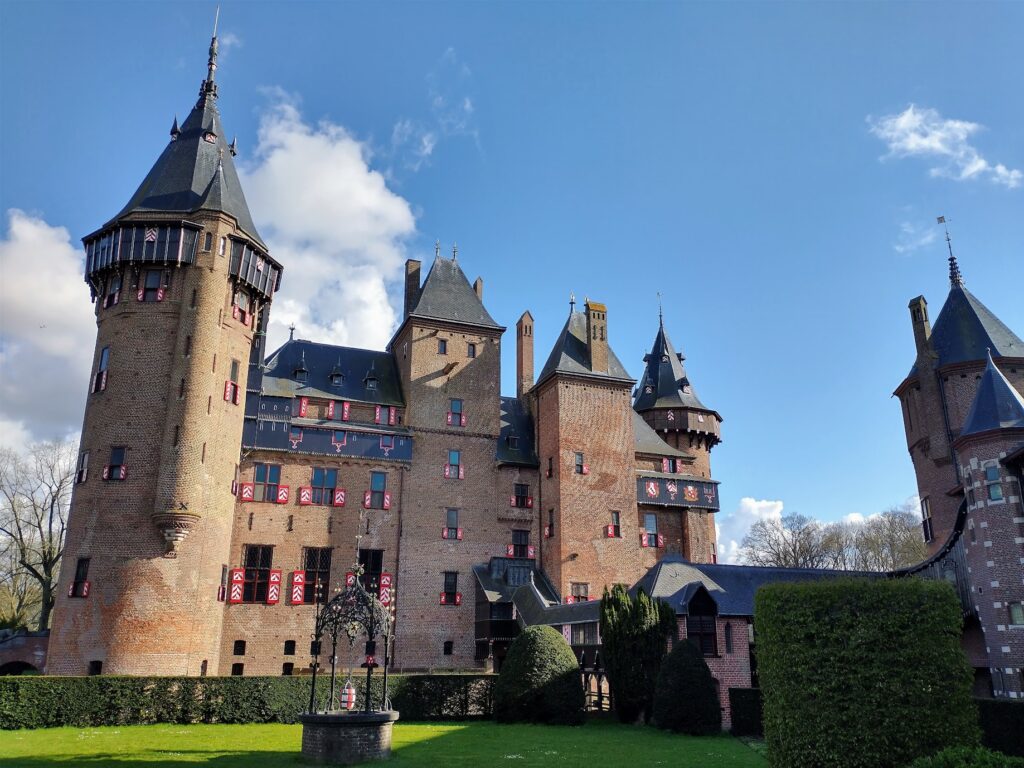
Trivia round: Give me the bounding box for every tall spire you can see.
[200,7,220,103]
[938,215,963,288]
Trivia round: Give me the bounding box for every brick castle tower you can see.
[47,31,282,675]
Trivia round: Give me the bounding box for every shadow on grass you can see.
[0,752,305,768]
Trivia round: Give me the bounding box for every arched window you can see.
[686,588,718,657]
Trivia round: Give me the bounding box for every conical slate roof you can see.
[536,310,632,385]
[959,351,1024,437]
[633,319,707,412]
[409,256,501,329]
[106,36,266,250]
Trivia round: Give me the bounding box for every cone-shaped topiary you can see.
[653,638,722,735]
[493,625,585,725]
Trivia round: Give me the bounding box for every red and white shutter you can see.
[454,592,463,606]
[327,400,335,419]
[460,413,467,427]
[456,528,464,540]
[224,381,233,401]
[228,568,245,603]
[582,464,590,475]
[526,496,534,508]
[276,485,290,504]
[239,482,255,501]
[379,573,393,606]
[564,595,575,605]
[458,465,465,480]
[298,397,309,418]
[119,466,127,480]
[99,371,107,391]
[374,405,381,424]
[509,494,516,507]
[383,491,392,510]
[639,532,649,548]
[266,570,282,604]
[342,401,350,421]
[332,488,346,507]
[446,412,453,425]
[506,544,515,557]
[137,287,144,301]
[363,490,372,508]
[657,534,665,548]
[232,385,241,405]
[290,571,306,604]
[102,465,110,480]
[662,458,670,473]
[527,545,536,558]
[388,407,397,426]
[81,581,91,598]
[439,592,447,605]
[442,527,449,540]
[232,304,240,320]
[298,486,313,506]
[444,464,451,479]
[605,524,615,538]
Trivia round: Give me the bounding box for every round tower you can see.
[47,31,282,675]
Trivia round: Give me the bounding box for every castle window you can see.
[203,232,213,251]
[253,463,281,502]
[282,663,294,676]
[574,453,585,474]
[467,342,477,359]
[449,399,464,427]
[310,640,321,656]
[233,640,246,655]
[571,583,590,602]
[106,447,126,481]
[725,622,734,654]
[231,663,243,676]
[547,457,553,477]
[686,592,718,657]
[359,549,384,597]
[1008,603,1024,626]
[233,289,251,325]
[303,547,332,604]
[610,511,621,538]
[369,471,387,508]
[88,661,103,676]
[438,339,448,355]
[513,483,530,508]
[984,464,1003,501]
[443,641,454,655]
[218,237,227,256]
[92,347,110,393]
[511,529,530,558]
[507,435,519,450]
[224,359,241,405]
[442,571,459,604]
[140,269,163,302]
[920,497,933,543]
[75,452,89,484]
[446,508,460,540]
[104,272,121,308]
[447,450,462,479]
[310,468,337,505]
[644,513,659,548]
[284,640,296,656]
[70,558,90,598]
[241,544,274,603]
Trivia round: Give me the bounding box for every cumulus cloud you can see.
[218,32,242,56]
[0,210,95,447]
[715,497,784,564]
[893,219,938,254]
[240,93,417,353]
[868,104,1022,189]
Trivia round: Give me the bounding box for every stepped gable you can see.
[535,310,632,386]
[959,350,1024,438]
[262,338,403,406]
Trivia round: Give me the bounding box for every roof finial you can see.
[452,242,458,261]
[434,239,440,260]
[938,215,963,287]
[569,291,576,311]
[288,323,296,341]
[170,115,180,139]
[657,292,663,326]
[200,7,220,101]
[229,136,238,156]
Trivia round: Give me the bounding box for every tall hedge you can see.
[978,698,1024,757]
[652,639,721,734]
[493,625,585,725]
[0,674,493,730]
[755,578,978,768]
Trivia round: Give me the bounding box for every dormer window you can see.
[507,435,520,450]
[294,365,308,383]
[365,376,378,390]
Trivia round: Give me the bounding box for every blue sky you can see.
[1,1,1021,558]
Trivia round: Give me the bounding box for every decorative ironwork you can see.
[307,566,395,714]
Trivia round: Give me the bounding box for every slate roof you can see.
[473,559,559,604]
[633,320,709,412]
[511,582,601,626]
[497,396,539,466]
[959,351,1024,437]
[631,556,872,616]
[632,411,687,458]
[409,257,502,329]
[262,339,403,406]
[536,311,633,386]
[907,285,1024,377]
[107,50,267,250]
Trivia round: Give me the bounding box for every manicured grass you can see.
[0,720,767,767]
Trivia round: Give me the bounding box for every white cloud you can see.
[240,94,417,353]
[0,210,95,447]
[715,497,784,564]
[893,220,938,254]
[219,32,242,56]
[868,104,1022,189]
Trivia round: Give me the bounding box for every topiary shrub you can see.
[493,625,584,725]
[652,639,721,734]
[906,746,1024,768]
[755,578,979,768]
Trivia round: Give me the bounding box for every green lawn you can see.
[0,721,767,767]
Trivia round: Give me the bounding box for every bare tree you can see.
[0,540,40,629]
[740,513,833,569]
[853,505,927,571]
[0,441,76,631]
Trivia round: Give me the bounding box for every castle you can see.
[47,31,723,676]
[43,30,1024,706]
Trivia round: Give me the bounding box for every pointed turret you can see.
[958,351,1024,439]
[170,116,180,140]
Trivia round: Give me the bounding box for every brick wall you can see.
[676,616,752,730]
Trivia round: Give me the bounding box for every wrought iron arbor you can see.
[307,571,395,714]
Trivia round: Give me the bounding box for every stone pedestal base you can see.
[299,711,399,765]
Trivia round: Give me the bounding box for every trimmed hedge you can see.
[493,625,585,726]
[755,578,979,768]
[0,673,493,730]
[652,640,720,734]
[728,687,763,737]
[906,746,1024,768]
[978,698,1024,757]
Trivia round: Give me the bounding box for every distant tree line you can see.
[740,504,927,571]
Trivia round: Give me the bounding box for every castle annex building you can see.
[48,34,723,676]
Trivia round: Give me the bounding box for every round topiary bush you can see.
[906,746,1024,768]
[652,639,721,735]
[493,625,585,726]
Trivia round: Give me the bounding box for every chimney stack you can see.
[517,311,534,398]
[404,259,422,319]
[909,295,932,357]
[473,277,484,301]
[585,300,608,374]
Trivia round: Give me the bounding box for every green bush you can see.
[906,746,1024,768]
[978,698,1024,757]
[728,688,763,737]
[0,673,494,729]
[652,640,720,734]
[493,625,584,725]
[755,578,979,768]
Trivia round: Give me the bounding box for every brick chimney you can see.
[909,295,932,357]
[517,311,534,398]
[404,259,421,319]
[585,300,608,374]
[473,277,484,301]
